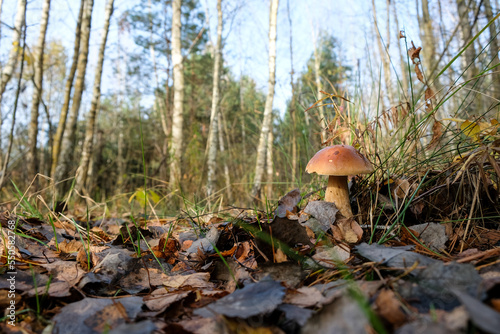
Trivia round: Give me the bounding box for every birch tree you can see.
[54,0,93,190]
[27,0,51,181]
[0,12,26,191]
[287,0,297,182]
[484,0,500,98]
[456,0,478,80]
[51,0,84,178]
[392,0,409,96]
[0,0,26,97]
[312,29,326,141]
[251,0,279,200]
[372,0,394,106]
[75,0,114,192]
[418,0,441,90]
[0,0,26,155]
[206,0,223,199]
[169,0,184,190]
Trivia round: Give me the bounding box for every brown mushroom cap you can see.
[305,145,373,176]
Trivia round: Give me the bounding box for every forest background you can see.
[0,0,498,215]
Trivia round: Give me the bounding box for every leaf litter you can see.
[2,152,500,334]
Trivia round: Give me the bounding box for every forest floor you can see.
[1,157,500,334]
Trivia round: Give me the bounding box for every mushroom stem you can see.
[325,175,352,218]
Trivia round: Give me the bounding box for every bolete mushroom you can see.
[306,145,373,218]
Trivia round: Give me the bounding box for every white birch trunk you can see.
[218,111,232,202]
[287,0,297,182]
[51,0,84,177]
[312,28,326,141]
[251,0,279,200]
[169,0,184,190]
[206,0,223,199]
[266,123,273,199]
[392,0,409,97]
[0,0,26,97]
[54,0,93,188]
[75,0,114,192]
[27,0,51,181]
[372,0,394,106]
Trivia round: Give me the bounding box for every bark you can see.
[392,0,409,97]
[0,20,26,191]
[484,0,500,98]
[54,0,93,191]
[456,0,479,80]
[251,0,279,200]
[0,0,26,97]
[266,123,273,199]
[206,0,223,199]
[218,111,232,202]
[0,0,26,157]
[27,0,51,182]
[51,0,85,178]
[0,0,3,52]
[418,0,441,89]
[287,0,297,182]
[75,0,114,192]
[372,0,394,106]
[169,0,184,190]
[312,29,326,141]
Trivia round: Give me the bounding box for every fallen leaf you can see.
[194,280,285,319]
[276,189,302,218]
[164,272,214,289]
[374,289,407,328]
[336,217,363,243]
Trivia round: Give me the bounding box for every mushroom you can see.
[306,145,373,218]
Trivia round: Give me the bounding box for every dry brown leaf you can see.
[336,217,363,243]
[235,241,252,262]
[429,119,443,149]
[181,239,193,251]
[393,179,410,199]
[408,42,422,64]
[164,272,214,289]
[155,236,180,265]
[374,289,407,328]
[274,248,288,263]
[490,299,500,313]
[415,64,424,83]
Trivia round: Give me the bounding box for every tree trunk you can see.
[54,0,93,193]
[218,111,232,202]
[0,0,26,97]
[75,0,114,193]
[312,29,326,141]
[287,0,297,183]
[51,0,85,178]
[392,0,409,97]
[27,0,51,183]
[456,0,479,80]
[206,0,223,199]
[169,0,184,190]
[418,0,441,90]
[266,122,273,199]
[251,0,279,200]
[372,0,394,106]
[0,19,26,191]
[0,0,26,160]
[484,0,500,99]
